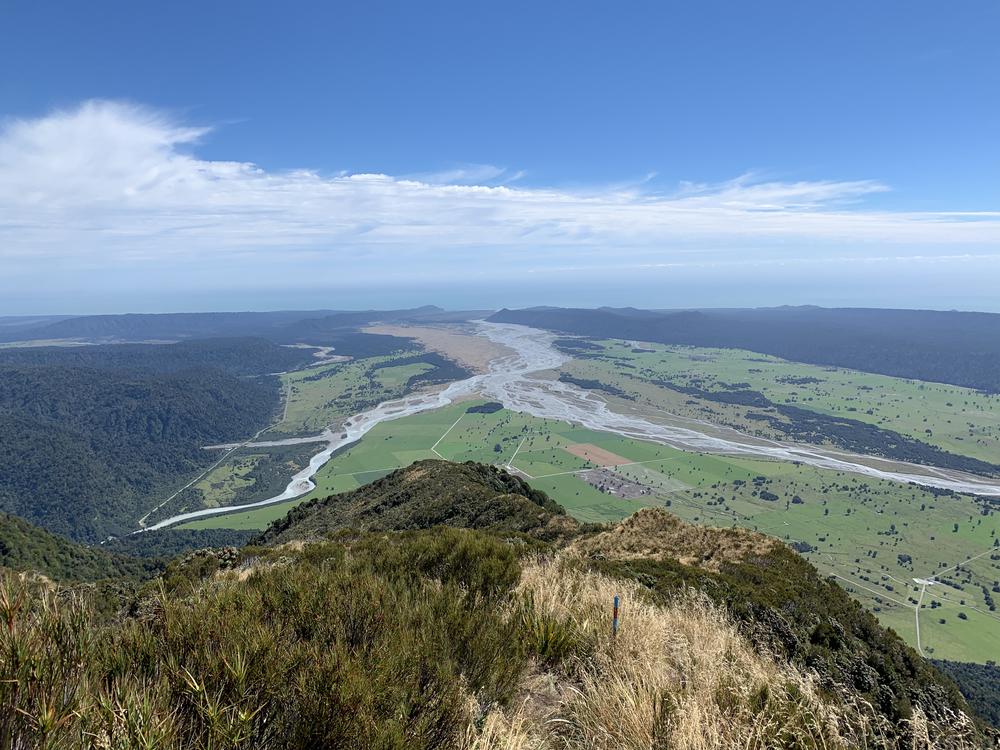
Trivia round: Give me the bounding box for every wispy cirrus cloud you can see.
[1,100,999,303]
[408,163,524,185]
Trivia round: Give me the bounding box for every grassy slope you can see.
[2,461,990,746]
[183,401,1000,664]
[252,462,980,738]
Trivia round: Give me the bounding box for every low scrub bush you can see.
[0,533,984,749]
[0,529,529,749]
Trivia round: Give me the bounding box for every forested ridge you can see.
[0,337,315,375]
[0,363,280,541]
[0,511,157,581]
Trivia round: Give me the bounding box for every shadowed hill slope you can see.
[257,459,576,545]
[0,511,157,582]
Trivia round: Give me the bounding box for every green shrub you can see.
[0,529,532,749]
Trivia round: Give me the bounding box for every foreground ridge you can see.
[0,461,992,748]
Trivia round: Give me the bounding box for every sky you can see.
[2,1,999,314]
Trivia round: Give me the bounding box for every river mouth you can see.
[140,322,1000,532]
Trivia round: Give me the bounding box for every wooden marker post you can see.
[612,594,620,637]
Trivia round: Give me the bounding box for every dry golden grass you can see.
[465,555,980,750]
[2,525,983,749]
[568,506,778,571]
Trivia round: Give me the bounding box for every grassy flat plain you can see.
[182,399,1000,663]
[193,454,266,508]
[270,355,435,436]
[565,340,1000,465]
[143,442,322,526]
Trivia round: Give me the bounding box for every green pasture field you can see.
[567,340,1000,465]
[143,442,322,526]
[193,454,265,508]
[270,353,434,436]
[180,399,1000,662]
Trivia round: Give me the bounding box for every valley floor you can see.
[165,324,1000,664]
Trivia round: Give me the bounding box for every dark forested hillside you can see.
[0,337,315,375]
[0,511,157,581]
[933,660,1000,727]
[490,306,1000,392]
[0,365,280,541]
[0,305,469,344]
[0,310,340,342]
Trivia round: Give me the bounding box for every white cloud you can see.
[1,99,999,298]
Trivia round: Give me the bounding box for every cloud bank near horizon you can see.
[1,100,999,310]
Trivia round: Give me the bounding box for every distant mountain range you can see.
[12,303,999,392]
[0,305,485,345]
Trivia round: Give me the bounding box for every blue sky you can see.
[2,1,999,313]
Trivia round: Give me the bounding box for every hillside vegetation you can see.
[0,511,157,582]
[258,460,574,544]
[0,363,280,541]
[1,461,991,748]
[934,661,1000,729]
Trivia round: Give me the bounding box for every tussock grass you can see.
[0,534,984,749]
[0,531,527,749]
[468,556,982,750]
